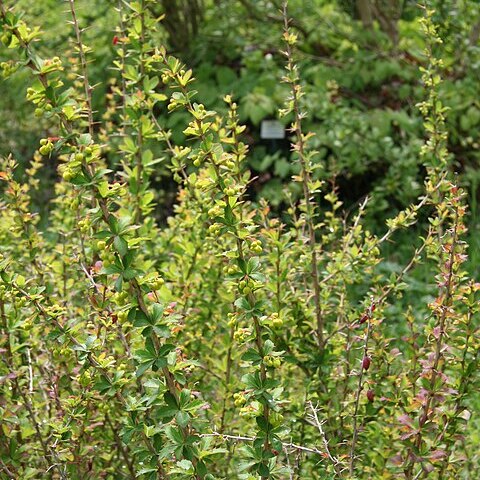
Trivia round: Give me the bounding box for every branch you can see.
[201,431,326,457]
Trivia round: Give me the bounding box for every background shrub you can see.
[0,1,479,479]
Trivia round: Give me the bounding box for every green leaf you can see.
[158,343,176,358]
[136,361,154,377]
[151,303,164,323]
[179,389,191,408]
[164,392,178,408]
[242,348,262,363]
[114,236,128,257]
[263,340,274,355]
[114,276,123,292]
[257,462,270,477]
[246,257,260,274]
[157,406,178,418]
[94,375,111,394]
[108,215,119,234]
[133,310,151,327]
[122,268,138,280]
[242,372,263,390]
[165,426,184,445]
[97,181,109,198]
[102,264,123,275]
[256,416,271,432]
[234,296,251,311]
[176,459,194,471]
[176,411,190,428]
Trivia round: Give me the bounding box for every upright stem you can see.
[116,0,127,133]
[68,0,94,137]
[349,318,372,476]
[134,0,146,223]
[282,2,323,347]
[220,323,235,433]
[404,206,459,477]
[236,238,271,471]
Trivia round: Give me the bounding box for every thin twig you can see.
[27,348,34,394]
[201,431,325,457]
[68,0,95,137]
[349,318,373,476]
[307,401,342,475]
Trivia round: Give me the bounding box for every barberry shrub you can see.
[0,1,479,479]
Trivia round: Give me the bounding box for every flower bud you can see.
[362,356,371,371]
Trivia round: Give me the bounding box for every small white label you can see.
[260,120,285,139]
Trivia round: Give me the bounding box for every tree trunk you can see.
[357,0,374,29]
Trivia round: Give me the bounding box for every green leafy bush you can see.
[3,0,480,228]
[0,1,479,479]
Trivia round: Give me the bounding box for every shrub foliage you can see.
[0,1,479,479]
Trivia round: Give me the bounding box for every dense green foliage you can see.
[0,1,479,479]
[2,0,480,223]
